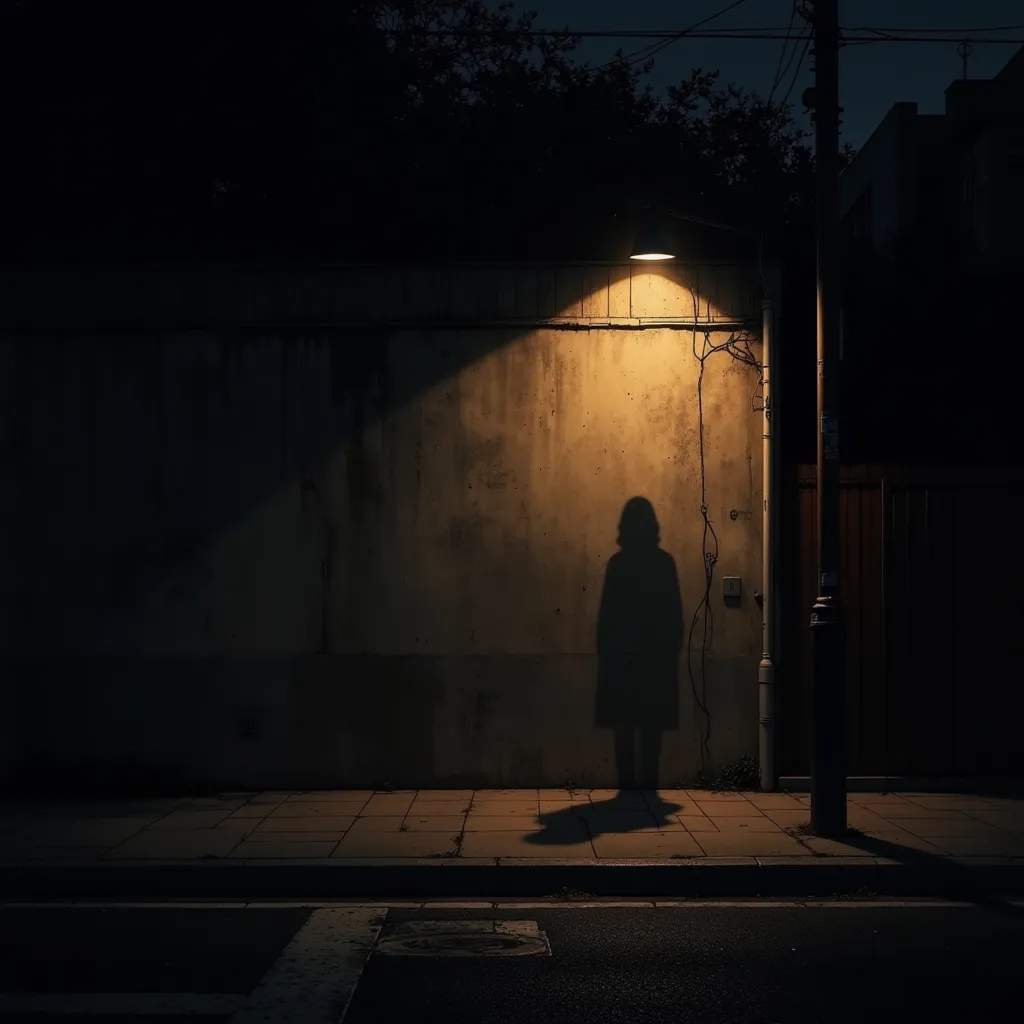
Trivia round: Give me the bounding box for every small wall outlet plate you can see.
[722,576,742,599]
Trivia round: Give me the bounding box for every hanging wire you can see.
[767,1,801,107]
[764,25,812,140]
[848,23,1024,34]
[379,27,1024,45]
[776,33,812,112]
[686,286,763,777]
[586,0,756,74]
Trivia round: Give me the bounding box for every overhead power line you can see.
[848,24,1024,34]
[776,34,812,115]
[587,0,755,73]
[767,1,801,106]
[837,34,1024,45]
[384,28,1024,46]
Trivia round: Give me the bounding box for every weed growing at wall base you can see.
[684,755,762,792]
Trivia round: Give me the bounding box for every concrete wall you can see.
[0,262,764,790]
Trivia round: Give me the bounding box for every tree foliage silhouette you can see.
[0,0,823,260]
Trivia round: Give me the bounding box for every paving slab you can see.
[745,793,806,810]
[148,809,236,830]
[707,815,783,833]
[361,794,416,816]
[410,800,473,815]
[591,832,704,858]
[244,830,347,843]
[694,800,761,816]
[465,814,544,832]
[460,830,593,859]
[285,791,375,802]
[692,831,811,857]
[470,801,538,816]
[892,817,1009,838]
[229,839,338,859]
[254,815,356,833]
[267,801,367,818]
[333,832,459,859]
[675,813,720,832]
[109,826,252,860]
[403,814,467,833]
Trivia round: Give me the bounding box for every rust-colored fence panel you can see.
[780,465,1024,777]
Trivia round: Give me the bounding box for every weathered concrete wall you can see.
[1,262,764,789]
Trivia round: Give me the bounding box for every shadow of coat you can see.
[595,497,684,789]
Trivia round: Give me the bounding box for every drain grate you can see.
[374,920,551,957]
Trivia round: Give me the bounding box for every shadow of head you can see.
[617,496,660,549]
[524,790,682,846]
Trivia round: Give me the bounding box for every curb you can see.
[2,858,1022,900]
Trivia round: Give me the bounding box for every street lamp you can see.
[629,219,676,261]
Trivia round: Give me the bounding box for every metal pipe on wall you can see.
[759,296,776,791]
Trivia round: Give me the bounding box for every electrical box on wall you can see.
[722,577,742,599]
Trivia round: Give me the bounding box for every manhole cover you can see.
[374,920,551,957]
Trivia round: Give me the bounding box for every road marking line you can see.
[0,902,387,910]
[0,992,247,1015]
[228,906,384,1023]
[0,902,250,910]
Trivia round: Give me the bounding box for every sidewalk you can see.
[2,787,1023,899]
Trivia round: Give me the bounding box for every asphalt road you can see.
[0,900,1021,1023]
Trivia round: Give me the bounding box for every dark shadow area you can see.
[4,292,657,664]
[0,753,198,800]
[1,324,515,789]
[525,790,683,846]
[807,823,1024,920]
[594,498,684,790]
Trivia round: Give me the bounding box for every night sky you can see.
[492,0,1024,147]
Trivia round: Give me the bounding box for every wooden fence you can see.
[779,464,1024,776]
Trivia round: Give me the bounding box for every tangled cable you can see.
[687,288,762,775]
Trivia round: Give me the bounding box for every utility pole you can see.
[805,0,846,837]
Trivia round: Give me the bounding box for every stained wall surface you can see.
[0,262,764,788]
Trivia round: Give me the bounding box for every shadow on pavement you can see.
[524,790,682,846]
[825,826,1024,920]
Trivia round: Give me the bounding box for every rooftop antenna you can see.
[956,38,973,80]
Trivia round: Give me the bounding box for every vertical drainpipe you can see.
[758,296,777,791]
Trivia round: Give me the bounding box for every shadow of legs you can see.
[639,729,661,789]
[615,728,637,789]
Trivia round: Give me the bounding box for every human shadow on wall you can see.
[595,497,684,790]
[524,498,685,847]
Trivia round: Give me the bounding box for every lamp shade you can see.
[630,218,676,261]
